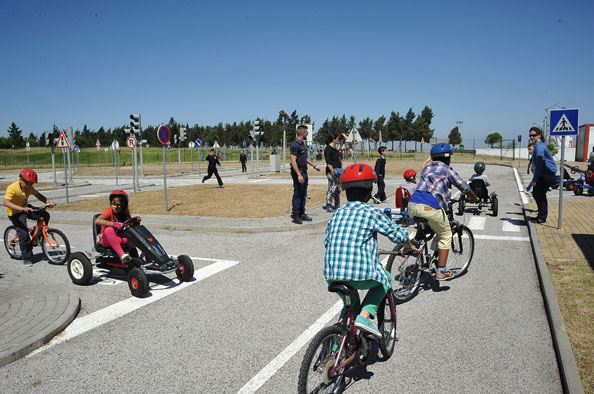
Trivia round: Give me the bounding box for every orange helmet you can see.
[20,169,38,183]
[341,163,377,190]
[403,169,416,180]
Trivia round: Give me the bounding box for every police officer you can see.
[290,125,321,224]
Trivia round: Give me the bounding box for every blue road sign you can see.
[73,145,79,153]
[205,142,209,148]
[195,138,202,148]
[517,135,522,143]
[157,126,171,144]
[550,109,579,136]
[167,144,171,150]
[243,140,247,148]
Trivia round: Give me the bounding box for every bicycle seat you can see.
[328,283,357,298]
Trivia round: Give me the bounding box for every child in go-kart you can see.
[95,190,140,263]
[400,169,418,196]
[469,162,490,186]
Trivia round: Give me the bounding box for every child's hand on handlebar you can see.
[401,240,420,256]
[133,216,141,223]
[113,222,125,231]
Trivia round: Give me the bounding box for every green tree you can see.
[7,122,25,148]
[485,132,502,148]
[386,112,402,151]
[448,126,462,148]
[26,132,38,147]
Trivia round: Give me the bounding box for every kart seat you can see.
[395,187,411,212]
[469,179,489,201]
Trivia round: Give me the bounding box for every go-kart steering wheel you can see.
[123,216,141,229]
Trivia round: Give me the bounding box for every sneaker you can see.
[371,197,381,204]
[23,259,33,267]
[201,178,205,184]
[536,217,546,224]
[219,185,224,188]
[435,269,453,280]
[291,215,302,225]
[300,214,312,221]
[354,315,381,337]
[120,253,132,263]
[381,199,388,203]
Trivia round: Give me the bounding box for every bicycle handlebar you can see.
[31,204,56,211]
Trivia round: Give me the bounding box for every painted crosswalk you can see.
[463,216,525,232]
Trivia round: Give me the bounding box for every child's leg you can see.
[101,227,126,256]
[326,280,361,318]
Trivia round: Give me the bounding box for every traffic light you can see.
[179,127,186,142]
[130,114,141,134]
[45,132,50,146]
[174,135,178,145]
[253,120,263,139]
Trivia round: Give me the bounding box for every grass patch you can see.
[546,259,594,393]
[57,184,328,218]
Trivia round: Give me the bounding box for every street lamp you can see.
[280,110,292,172]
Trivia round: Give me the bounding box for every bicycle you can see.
[385,197,474,304]
[297,251,398,394]
[4,204,71,265]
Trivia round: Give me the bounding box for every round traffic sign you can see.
[110,140,120,151]
[195,138,202,148]
[126,136,137,149]
[188,142,195,149]
[157,126,171,145]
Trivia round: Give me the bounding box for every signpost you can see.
[195,139,202,174]
[550,108,579,229]
[56,130,70,203]
[157,126,170,212]
[26,142,30,167]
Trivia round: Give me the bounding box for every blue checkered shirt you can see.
[413,161,470,210]
[324,201,409,287]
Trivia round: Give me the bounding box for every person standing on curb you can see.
[372,146,387,203]
[526,127,557,224]
[4,169,55,267]
[240,150,247,172]
[323,132,342,212]
[202,149,224,188]
[290,125,321,224]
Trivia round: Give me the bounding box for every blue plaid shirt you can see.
[411,161,470,210]
[324,201,409,287]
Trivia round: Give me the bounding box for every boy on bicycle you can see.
[408,143,479,280]
[4,169,55,267]
[324,163,417,337]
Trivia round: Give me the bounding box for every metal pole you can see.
[114,149,118,186]
[132,147,138,193]
[162,146,168,212]
[139,139,144,177]
[250,143,254,175]
[282,119,286,172]
[178,142,182,174]
[51,144,57,186]
[558,136,565,230]
[256,141,260,176]
[191,147,194,172]
[63,150,69,203]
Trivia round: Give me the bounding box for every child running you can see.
[95,190,139,263]
[324,163,417,336]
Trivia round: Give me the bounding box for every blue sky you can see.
[1,0,593,146]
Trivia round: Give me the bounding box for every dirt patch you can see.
[58,184,328,218]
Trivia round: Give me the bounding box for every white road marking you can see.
[474,234,529,242]
[249,178,268,183]
[513,167,530,205]
[27,259,239,357]
[467,217,486,230]
[237,300,343,394]
[501,218,523,232]
[79,194,104,198]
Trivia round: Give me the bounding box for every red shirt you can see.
[100,207,131,235]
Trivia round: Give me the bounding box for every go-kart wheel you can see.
[68,252,93,285]
[574,184,583,195]
[128,267,149,298]
[567,182,575,191]
[457,199,465,216]
[491,196,498,217]
[176,255,195,282]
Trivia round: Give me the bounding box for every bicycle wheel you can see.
[385,244,422,304]
[447,224,474,278]
[41,228,71,265]
[377,291,397,359]
[298,325,348,394]
[3,225,22,260]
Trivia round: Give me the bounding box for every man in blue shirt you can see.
[408,143,479,280]
[290,125,321,224]
[526,127,557,223]
[325,163,416,337]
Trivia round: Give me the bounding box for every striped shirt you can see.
[324,201,409,287]
[411,161,470,210]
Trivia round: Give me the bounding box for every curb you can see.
[0,289,80,368]
[523,207,585,394]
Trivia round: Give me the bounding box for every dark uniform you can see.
[240,152,247,172]
[374,155,386,202]
[290,138,309,217]
[202,154,223,187]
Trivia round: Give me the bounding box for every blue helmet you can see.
[430,143,453,160]
[474,161,485,174]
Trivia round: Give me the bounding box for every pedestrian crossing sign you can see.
[56,130,70,149]
[550,109,579,136]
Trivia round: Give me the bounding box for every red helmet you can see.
[403,169,416,180]
[20,169,38,183]
[341,163,377,190]
[109,189,129,203]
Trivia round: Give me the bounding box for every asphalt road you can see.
[0,163,563,393]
